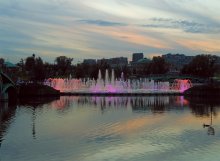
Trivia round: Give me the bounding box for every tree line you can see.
[0,54,219,82]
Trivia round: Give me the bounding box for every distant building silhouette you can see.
[97,57,128,68]
[132,53,144,63]
[83,59,96,65]
[130,58,151,75]
[162,53,194,73]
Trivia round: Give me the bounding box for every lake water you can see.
[1,96,220,161]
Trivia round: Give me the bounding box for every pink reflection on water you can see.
[175,96,189,107]
[48,96,189,111]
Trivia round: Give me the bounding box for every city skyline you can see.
[1,0,220,63]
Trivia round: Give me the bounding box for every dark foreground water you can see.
[1,96,220,161]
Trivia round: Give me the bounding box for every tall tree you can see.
[25,55,35,72]
[149,56,169,74]
[0,58,5,69]
[24,54,46,81]
[55,56,73,76]
[18,59,24,68]
[25,55,35,80]
[34,57,45,81]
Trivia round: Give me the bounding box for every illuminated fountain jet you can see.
[44,70,193,94]
[171,79,193,92]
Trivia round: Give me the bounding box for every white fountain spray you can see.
[44,69,193,93]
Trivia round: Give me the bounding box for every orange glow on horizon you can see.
[177,39,220,52]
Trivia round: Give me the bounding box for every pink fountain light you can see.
[44,70,193,94]
[171,79,193,92]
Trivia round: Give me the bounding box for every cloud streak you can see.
[79,19,127,26]
[0,0,220,63]
[142,18,220,34]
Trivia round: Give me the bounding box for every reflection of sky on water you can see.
[1,96,220,161]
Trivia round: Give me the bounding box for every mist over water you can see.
[1,96,220,161]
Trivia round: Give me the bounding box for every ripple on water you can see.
[1,96,220,161]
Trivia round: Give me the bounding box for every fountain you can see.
[44,69,193,94]
[171,79,193,92]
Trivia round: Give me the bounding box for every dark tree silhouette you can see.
[55,56,73,76]
[34,57,45,81]
[25,55,35,72]
[148,56,169,74]
[181,55,217,78]
[0,58,5,69]
[24,55,46,81]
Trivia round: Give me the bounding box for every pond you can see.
[1,96,220,161]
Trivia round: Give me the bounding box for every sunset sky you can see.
[1,0,220,63]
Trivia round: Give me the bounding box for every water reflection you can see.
[37,96,220,116]
[19,96,60,107]
[185,96,220,136]
[186,97,220,117]
[1,96,220,161]
[0,102,16,147]
[47,96,190,114]
[19,97,61,140]
[45,96,220,136]
[32,107,36,139]
[203,107,215,135]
